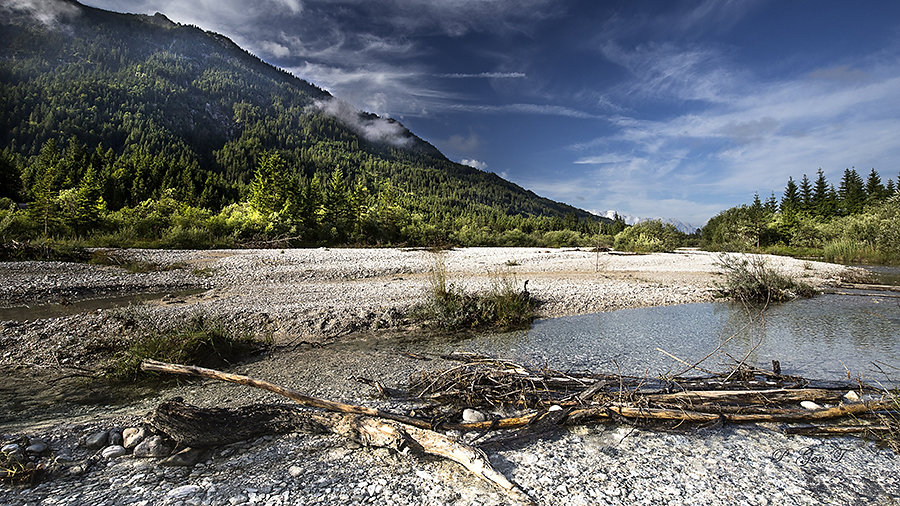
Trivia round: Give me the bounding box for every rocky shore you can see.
[3,247,898,505]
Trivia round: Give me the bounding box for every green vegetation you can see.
[613,219,685,253]
[702,168,900,264]
[105,313,265,382]
[88,249,185,273]
[0,5,610,249]
[714,254,817,305]
[413,255,534,331]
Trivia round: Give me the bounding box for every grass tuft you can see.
[714,254,817,305]
[105,313,266,382]
[413,254,534,331]
[88,249,186,273]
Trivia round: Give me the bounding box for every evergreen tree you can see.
[865,168,885,202]
[799,174,812,210]
[887,179,896,196]
[838,168,865,214]
[812,168,829,215]
[781,176,800,215]
[27,140,64,235]
[764,192,778,213]
[249,152,291,215]
[72,165,106,234]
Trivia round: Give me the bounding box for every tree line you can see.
[701,168,900,263]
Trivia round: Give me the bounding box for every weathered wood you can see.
[646,388,846,405]
[566,400,896,424]
[836,283,900,293]
[141,360,534,504]
[141,359,431,429]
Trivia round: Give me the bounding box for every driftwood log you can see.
[140,359,534,505]
[141,356,898,502]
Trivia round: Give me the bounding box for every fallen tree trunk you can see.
[140,360,534,505]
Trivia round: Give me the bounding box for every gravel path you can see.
[3,247,894,505]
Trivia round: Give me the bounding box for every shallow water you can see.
[439,294,900,385]
[0,289,205,321]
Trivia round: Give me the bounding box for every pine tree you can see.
[28,140,64,236]
[838,168,865,214]
[799,174,812,211]
[887,179,896,196]
[249,152,290,215]
[72,165,106,234]
[865,168,885,202]
[764,192,778,213]
[781,176,800,215]
[812,169,830,216]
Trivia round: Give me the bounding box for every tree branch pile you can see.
[140,354,899,504]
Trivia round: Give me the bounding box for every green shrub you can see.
[714,254,817,304]
[413,255,534,331]
[614,220,683,252]
[106,313,265,382]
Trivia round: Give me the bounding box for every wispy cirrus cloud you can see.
[563,55,900,224]
[438,72,526,79]
[447,103,602,119]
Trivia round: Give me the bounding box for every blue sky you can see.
[81,0,900,226]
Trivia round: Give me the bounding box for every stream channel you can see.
[2,279,899,431]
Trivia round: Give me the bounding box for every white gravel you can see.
[3,247,890,506]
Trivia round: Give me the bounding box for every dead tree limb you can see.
[140,359,534,504]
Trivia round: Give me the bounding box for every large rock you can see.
[132,436,172,458]
[101,445,127,459]
[122,427,146,449]
[85,431,109,450]
[462,408,486,423]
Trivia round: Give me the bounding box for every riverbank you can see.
[4,247,897,505]
[0,247,855,369]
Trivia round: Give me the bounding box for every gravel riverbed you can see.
[3,247,897,505]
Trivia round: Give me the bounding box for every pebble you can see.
[25,442,48,454]
[123,427,146,449]
[86,431,109,449]
[800,400,823,410]
[101,445,128,459]
[1,443,21,454]
[462,408,486,423]
[167,484,202,499]
[132,436,172,458]
[843,390,860,402]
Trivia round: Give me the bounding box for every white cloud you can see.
[568,53,900,223]
[259,41,292,58]
[448,103,602,119]
[439,72,526,79]
[460,159,487,170]
[1,0,80,27]
[313,98,412,147]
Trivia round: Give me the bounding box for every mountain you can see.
[0,0,599,228]
[599,210,697,234]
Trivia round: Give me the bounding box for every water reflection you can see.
[441,294,900,385]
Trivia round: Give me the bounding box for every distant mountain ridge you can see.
[0,0,598,223]
[600,210,698,234]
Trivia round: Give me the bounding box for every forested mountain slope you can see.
[0,0,598,237]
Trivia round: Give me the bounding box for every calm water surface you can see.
[442,294,900,385]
